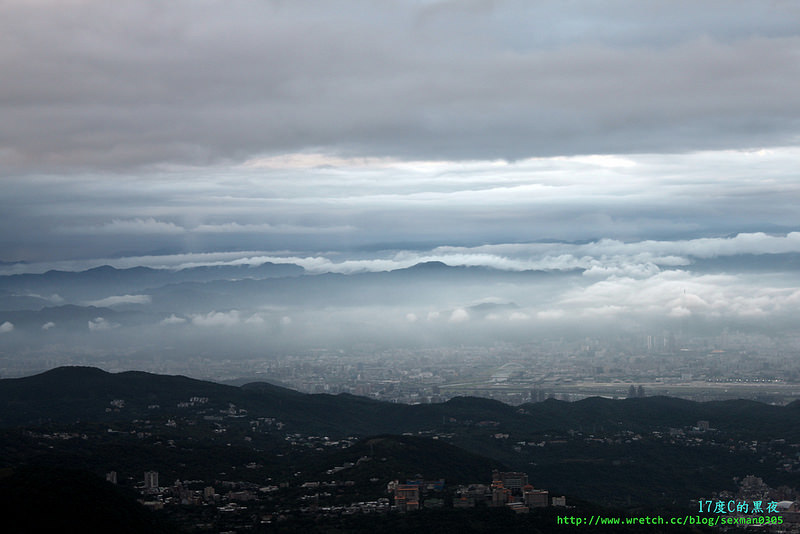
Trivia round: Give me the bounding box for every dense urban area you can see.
[5,331,800,405]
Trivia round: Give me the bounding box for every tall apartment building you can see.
[492,470,528,493]
[144,470,159,491]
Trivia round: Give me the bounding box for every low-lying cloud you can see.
[191,310,241,328]
[6,232,799,278]
[88,317,117,331]
[86,294,152,307]
[160,314,187,326]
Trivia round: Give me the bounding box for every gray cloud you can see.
[58,218,356,237]
[1,0,800,360]
[3,147,800,263]
[64,219,185,235]
[1,1,800,172]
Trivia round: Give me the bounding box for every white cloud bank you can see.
[160,314,187,326]
[553,270,800,323]
[156,232,800,275]
[5,231,800,278]
[191,310,241,328]
[88,317,118,331]
[86,294,152,307]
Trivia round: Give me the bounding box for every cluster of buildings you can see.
[9,331,800,405]
[388,470,565,514]
[123,470,272,510]
[129,466,566,518]
[463,470,565,514]
[142,334,800,405]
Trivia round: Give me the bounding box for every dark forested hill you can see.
[3,366,799,512]
[0,465,174,534]
[2,366,798,441]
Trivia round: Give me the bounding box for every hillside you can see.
[0,465,173,534]
[2,366,799,512]
[2,367,798,440]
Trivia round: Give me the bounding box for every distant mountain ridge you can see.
[0,261,573,334]
[0,259,561,310]
[0,262,306,302]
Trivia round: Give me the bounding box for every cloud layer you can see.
[3,147,800,264]
[86,294,152,307]
[4,231,799,276]
[1,1,800,358]
[2,1,800,172]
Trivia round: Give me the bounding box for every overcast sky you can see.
[4,1,800,361]
[1,0,799,266]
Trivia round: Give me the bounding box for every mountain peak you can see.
[38,365,111,379]
[406,261,450,270]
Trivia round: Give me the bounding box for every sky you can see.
[1,1,800,356]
